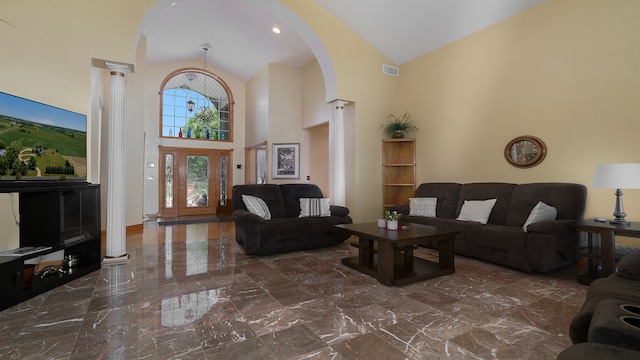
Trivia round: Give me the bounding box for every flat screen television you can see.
[0,91,87,180]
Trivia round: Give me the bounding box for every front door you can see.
[158,146,232,218]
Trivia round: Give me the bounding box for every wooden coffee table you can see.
[336,222,457,286]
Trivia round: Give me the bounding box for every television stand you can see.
[0,181,101,311]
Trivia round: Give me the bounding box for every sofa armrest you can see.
[526,219,576,236]
[232,209,266,223]
[330,205,350,217]
[387,205,410,215]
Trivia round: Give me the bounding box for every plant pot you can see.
[392,130,405,138]
[387,220,399,230]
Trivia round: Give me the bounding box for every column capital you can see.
[105,63,131,77]
[331,99,349,109]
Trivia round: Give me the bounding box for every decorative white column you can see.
[330,100,348,206]
[103,63,130,263]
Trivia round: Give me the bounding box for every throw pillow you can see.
[409,197,437,217]
[299,198,331,217]
[456,199,497,224]
[522,201,557,232]
[241,194,271,220]
[617,253,640,281]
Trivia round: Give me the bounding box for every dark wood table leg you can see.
[404,245,414,270]
[359,238,373,266]
[600,230,615,277]
[439,236,454,270]
[377,241,394,286]
[587,233,595,275]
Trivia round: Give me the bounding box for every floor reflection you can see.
[0,221,589,359]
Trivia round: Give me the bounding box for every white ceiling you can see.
[142,0,545,81]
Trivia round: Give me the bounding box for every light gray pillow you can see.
[241,194,271,220]
[299,198,331,217]
[409,197,437,217]
[522,201,557,232]
[456,199,497,224]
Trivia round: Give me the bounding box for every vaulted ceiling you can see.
[141,0,545,81]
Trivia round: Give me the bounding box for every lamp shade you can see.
[592,163,640,189]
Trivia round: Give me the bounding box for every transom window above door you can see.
[160,68,234,141]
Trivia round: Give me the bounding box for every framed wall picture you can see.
[272,143,300,179]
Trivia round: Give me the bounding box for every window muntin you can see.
[160,69,233,141]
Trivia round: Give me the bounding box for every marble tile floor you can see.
[0,222,588,359]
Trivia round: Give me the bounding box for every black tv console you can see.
[0,181,101,311]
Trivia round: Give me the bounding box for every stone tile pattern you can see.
[0,224,587,359]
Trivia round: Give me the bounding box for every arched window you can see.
[160,68,233,141]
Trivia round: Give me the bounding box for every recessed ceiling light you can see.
[170,2,177,6]
[272,27,281,34]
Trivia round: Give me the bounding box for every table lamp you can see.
[592,163,640,225]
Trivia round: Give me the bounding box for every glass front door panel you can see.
[158,146,232,218]
[165,154,174,209]
[186,155,209,208]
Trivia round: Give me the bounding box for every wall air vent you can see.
[382,64,399,77]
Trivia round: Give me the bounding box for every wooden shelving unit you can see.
[382,138,416,211]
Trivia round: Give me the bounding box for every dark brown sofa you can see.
[391,182,587,273]
[563,253,640,356]
[231,184,352,255]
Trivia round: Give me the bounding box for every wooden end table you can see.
[574,219,640,285]
[335,222,458,286]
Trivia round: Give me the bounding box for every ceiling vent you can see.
[382,64,399,77]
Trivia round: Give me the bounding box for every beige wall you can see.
[0,194,20,252]
[308,124,330,196]
[301,59,332,198]
[283,0,400,222]
[302,60,333,129]
[266,64,309,184]
[0,0,155,228]
[246,67,270,148]
[398,0,640,244]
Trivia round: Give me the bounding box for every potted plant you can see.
[381,112,419,138]
[384,210,401,230]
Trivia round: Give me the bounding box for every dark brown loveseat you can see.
[559,253,640,359]
[232,184,352,255]
[391,182,587,273]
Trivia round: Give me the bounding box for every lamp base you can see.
[609,218,631,226]
[610,189,630,226]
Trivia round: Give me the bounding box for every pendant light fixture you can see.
[185,73,195,113]
[202,46,209,114]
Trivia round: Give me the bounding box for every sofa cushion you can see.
[329,205,350,217]
[254,218,310,255]
[617,253,640,281]
[280,184,325,218]
[301,216,352,248]
[522,201,557,232]
[457,183,516,225]
[557,343,640,360]
[241,194,272,220]
[414,182,461,219]
[588,298,640,352]
[457,199,497,224]
[409,197,437,217]
[412,217,482,256]
[466,225,530,272]
[570,273,640,343]
[232,184,286,218]
[299,198,331,217]
[505,182,587,228]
